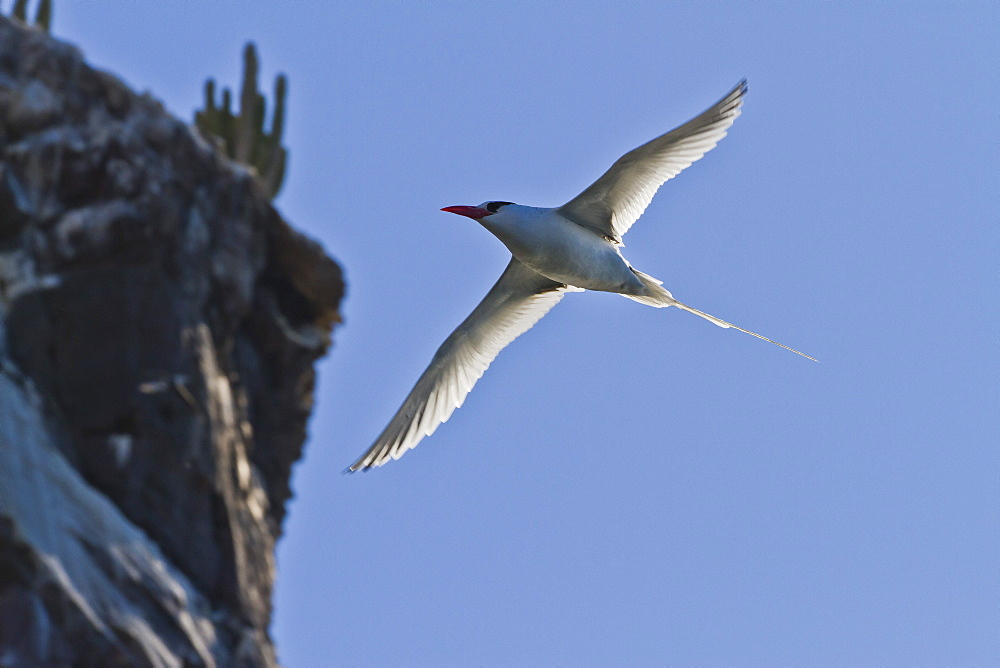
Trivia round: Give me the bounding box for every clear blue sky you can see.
[58,2,997,665]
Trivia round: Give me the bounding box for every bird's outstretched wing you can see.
[558,80,747,243]
[349,258,578,471]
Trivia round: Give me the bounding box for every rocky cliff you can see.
[0,17,343,666]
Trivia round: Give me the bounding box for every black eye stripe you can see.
[486,201,512,213]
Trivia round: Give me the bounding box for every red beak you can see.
[441,205,492,220]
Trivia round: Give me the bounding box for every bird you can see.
[349,79,814,472]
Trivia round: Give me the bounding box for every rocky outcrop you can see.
[0,17,343,666]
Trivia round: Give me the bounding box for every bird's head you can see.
[440,201,513,220]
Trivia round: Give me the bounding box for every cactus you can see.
[194,42,288,199]
[35,0,50,32]
[9,0,52,32]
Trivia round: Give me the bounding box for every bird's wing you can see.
[349,257,578,471]
[558,80,747,243]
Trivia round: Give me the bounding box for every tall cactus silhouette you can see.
[195,43,287,199]
[9,0,52,31]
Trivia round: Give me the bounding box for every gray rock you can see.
[0,16,344,667]
[4,79,63,132]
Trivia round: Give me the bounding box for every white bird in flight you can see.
[349,80,814,472]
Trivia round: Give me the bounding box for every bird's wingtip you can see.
[344,460,371,474]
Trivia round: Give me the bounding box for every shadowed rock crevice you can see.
[0,16,342,666]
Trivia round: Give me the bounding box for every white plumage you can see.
[349,80,813,472]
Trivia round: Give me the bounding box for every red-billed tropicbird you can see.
[349,80,814,471]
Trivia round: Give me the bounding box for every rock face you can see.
[0,17,343,666]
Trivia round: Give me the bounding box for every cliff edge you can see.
[0,17,343,666]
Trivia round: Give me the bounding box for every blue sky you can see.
[57,2,998,665]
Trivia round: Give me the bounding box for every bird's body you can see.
[349,80,814,472]
[480,204,645,294]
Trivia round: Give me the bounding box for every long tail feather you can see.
[625,269,818,362]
